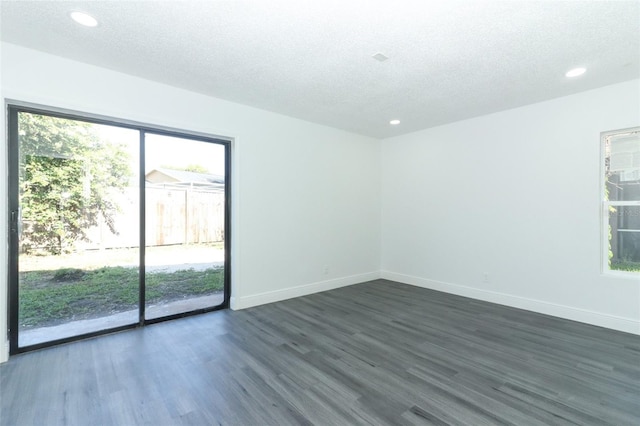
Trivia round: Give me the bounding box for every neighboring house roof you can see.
[146,168,224,185]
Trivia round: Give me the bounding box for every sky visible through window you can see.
[96,124,225,185]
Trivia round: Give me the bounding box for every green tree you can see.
[19,113,132,254]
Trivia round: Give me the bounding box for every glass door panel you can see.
[16,112,140,347]
[144,133,226,320]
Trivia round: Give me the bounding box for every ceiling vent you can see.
[372,52,389,62]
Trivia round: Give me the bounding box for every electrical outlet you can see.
[482,273,489,283]
[323,265,329,275]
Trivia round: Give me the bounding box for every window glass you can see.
[603,129,640,274]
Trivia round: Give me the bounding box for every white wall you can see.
[381,79,640,334]
[0,43,381,362]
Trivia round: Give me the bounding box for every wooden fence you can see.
[146,188,224,246]
[78,186,224,250]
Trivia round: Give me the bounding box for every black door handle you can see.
[10,210,18,233]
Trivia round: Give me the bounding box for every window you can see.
[602,127,640,275]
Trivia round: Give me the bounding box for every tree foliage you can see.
[19,113,132,254]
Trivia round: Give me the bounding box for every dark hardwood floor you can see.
[1,279,639,425]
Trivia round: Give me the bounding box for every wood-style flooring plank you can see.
[1,279,639,425]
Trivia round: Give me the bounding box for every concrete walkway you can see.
[145,261,224,273]
[20,245,224,272]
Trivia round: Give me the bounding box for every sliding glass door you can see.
[8,106,230,353]
[144,133,227,320]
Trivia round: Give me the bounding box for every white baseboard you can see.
[381,270,640,335]
[230,271,381,310]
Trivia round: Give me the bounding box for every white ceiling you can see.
[1,0,639,139]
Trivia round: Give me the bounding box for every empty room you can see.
[1,1,639,425]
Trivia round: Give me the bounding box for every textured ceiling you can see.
[1,0,639,139]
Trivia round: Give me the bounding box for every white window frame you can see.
[601,126,640,276]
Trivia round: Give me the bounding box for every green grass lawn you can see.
[611,261,640,273]
[19,266,224,328]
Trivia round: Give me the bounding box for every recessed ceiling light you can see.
[70,11,98,27]
[565,67,586,78]
[390,119,401,125]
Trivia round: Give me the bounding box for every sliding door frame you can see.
[7,102,232,355]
